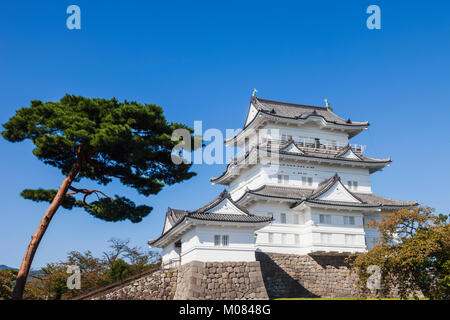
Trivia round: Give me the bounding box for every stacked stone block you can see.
[174,261,268,300]
[256,252,358,298]
[87,269,178,300]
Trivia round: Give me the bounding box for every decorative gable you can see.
[207,198,248,215]
[315,179,362,203]
[280,142,304,154]
[244,103,258,126]
[338,148,360,160]
[162,216,173,233]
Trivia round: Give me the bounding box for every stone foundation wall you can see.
[174,261,269,300]
[79,253,359,300]
[256,252,358,298]
[84,268,178,300]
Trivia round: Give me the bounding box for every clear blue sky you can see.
[0,1,449,268]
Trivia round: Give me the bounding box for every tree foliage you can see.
[349,206,450,299]
[24,239,161,300]
[0,269,18,300]
[2,95,197,222]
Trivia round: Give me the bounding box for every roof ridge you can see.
[189,189,252,216]
[255,97,327,110]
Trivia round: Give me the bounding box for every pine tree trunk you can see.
[12,152,83,300]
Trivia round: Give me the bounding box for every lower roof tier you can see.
[235,174,418,210]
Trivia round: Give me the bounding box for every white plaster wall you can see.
[264,122,350,146]
[229,164,267,200]
[317,181,361,202]
[161,242,179,266]
[245,200,374,254]
[244,103,258,127]
[248,202,314,253]
[265,161,372,193]
[179,225,258,264]
[162,217,172,234]
[363,212,383,250]
[228,159,372,198]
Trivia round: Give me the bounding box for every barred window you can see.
[222,235,229,246]
[302,176,313,186]
[277,174,289,185]
[320,214,331,224]
[214,235,221,246]
[344,216,355,225]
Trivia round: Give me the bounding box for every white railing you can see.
[231,138,366,163]
[265,138,365,155]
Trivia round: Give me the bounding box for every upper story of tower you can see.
[225,96,370,152]
[212,95,391,199]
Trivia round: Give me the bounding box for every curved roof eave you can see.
[225,112,369,145]
[211,148,391,185]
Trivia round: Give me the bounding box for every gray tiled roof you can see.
[355,193,417,207]
[210,141,392,182]
[166,190,271,226]
[237,174,417,208]
[150,190,273,246]
[186,213,272,223]
[240,185,313,200]
[211,143,390,184]
[252,97,369,127]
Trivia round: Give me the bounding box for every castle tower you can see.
[211,96,417,255]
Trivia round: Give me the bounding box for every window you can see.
[293,214,299,224]
[319,214,332,224]
[281,234,286,244]
[214,235,221,246]
[345,234,355,245]
[344,216,355,225]
[277,174,289,185]
[215,234,229,246]
[321,233,332,244]
[281,134,292,141]
[348,181,358,190]
[302,176,313,186]
[244,137,250,153]
[268,233,274,244]
[222,235,229,246]
[314,138,320,148]
[295,234,300,245]
[280,213,287,224]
